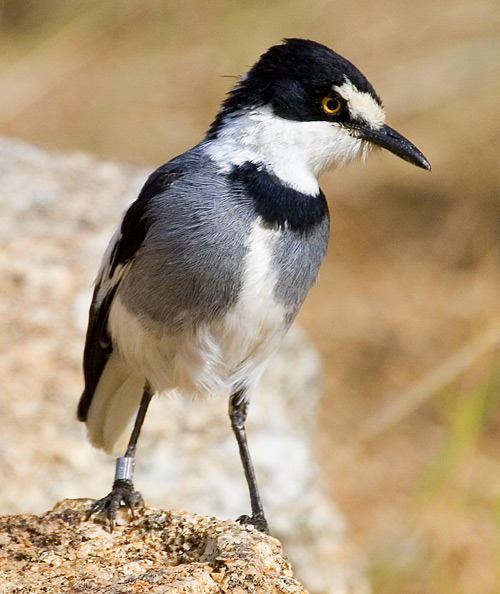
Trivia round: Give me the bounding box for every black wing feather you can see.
[77,284,117,421]
[77,167,183,422]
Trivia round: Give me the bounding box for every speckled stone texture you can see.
[0,500,308,594]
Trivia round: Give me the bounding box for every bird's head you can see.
[206,39,430,195]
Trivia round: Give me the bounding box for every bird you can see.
[77,38,430,533]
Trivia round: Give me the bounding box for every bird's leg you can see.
[87,384,153,530]
[229,390,269,533]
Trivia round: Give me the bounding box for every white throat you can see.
[203,105,373,196]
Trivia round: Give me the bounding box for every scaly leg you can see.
[229,390,269,533]
[87,384,153,530]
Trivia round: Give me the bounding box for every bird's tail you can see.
[85,351,145,455]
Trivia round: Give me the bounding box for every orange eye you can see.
[321,96,342,115]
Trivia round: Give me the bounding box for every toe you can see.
[236,513,269,534]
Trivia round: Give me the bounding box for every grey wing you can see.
[77,167,183,421]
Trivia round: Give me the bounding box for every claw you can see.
[236,513,269,534]
[86,479,143,531]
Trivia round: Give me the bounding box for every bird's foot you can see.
[236,513,269,534]
[86,479,144,531]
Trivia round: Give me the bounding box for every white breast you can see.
[108,220,287,401]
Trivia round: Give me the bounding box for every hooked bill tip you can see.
[361,124,431,171]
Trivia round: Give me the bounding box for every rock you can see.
[0,136,369,594]
[0,499,308,593]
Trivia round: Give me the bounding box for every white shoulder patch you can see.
[93,225,132,305]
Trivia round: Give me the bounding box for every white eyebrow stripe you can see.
[334,80,386,129]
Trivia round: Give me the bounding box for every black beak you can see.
[358,123,431,171]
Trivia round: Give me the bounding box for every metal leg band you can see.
[115,456,134,481]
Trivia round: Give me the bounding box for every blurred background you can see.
[0,1,499,592]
